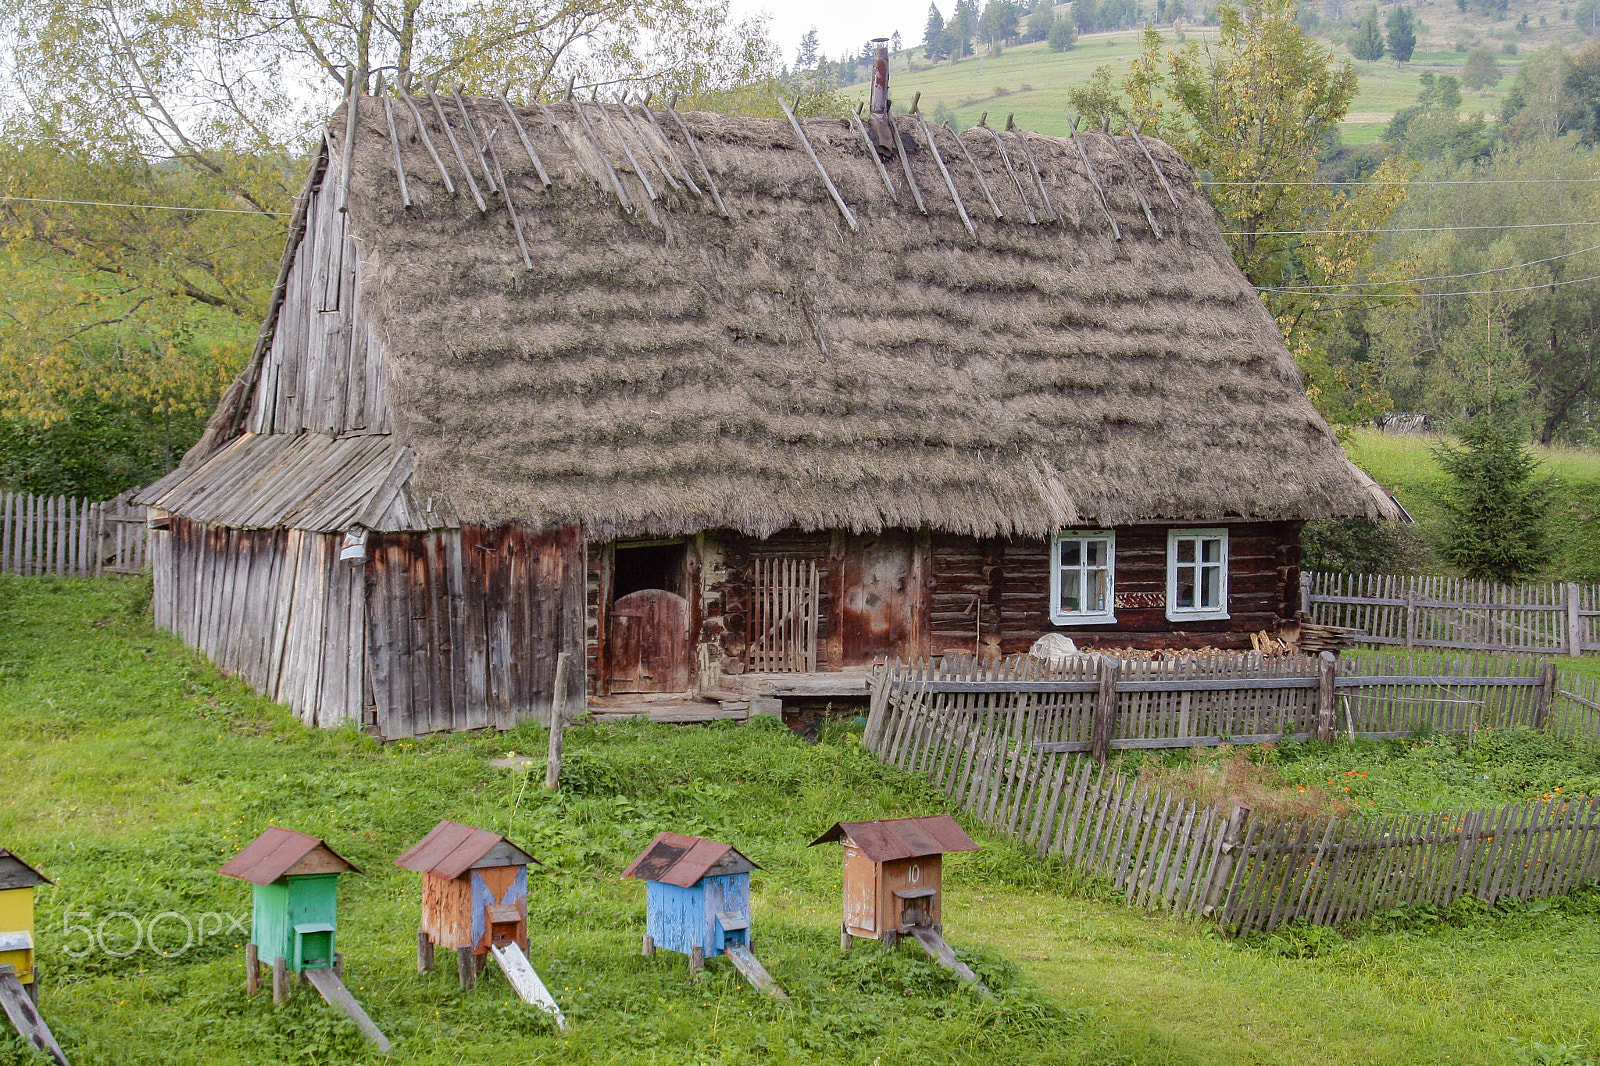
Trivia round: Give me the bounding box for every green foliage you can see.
[1433,413,1555,581]
[1349,6,1386,61]
[0,395,206,497]
[1023,2,1056,42]
[1462,46,1504,90]
[1385,6,1417,63]
[1301,516,1417,573]
[1047,17,1078,51]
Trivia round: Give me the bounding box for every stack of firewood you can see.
[1284,619,1361,655]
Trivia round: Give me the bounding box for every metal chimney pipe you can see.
[867,38,896,160]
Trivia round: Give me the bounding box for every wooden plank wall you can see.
[930,521,1302,656]
[0,492,148,577]
[247,164,390,437]
[865,654,1600,935]
[151,517,365,728]
[1307,571,1600,656]
[365,523,585,739]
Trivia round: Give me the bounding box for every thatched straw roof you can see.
[178,97,1399,538]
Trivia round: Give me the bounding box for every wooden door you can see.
[838,532,916,665]
[608,589,691,692]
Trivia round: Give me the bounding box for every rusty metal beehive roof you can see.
[621,832,756,888]
[0,848,50,891]
[218,827,360,886]
[809,815,979,862]
[394,819,537,880]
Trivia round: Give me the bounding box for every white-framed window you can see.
[1166,528,1229,621]
[1049,531,1116,625]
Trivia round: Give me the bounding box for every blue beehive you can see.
[623,832,756,973]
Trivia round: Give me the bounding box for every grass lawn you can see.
[1339,427,1600,584]
[5,577,1600,1064]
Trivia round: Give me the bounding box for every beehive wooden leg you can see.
[333,952,344,979]
[25,970,38,1005]
[881,930,900,952]
[417,930,434,973]
[640,934,655,958]
[688,945,704,975]
[271,957,289,1005]
[457,946,477,990]
[245,944,260,996]
[840,923,852,951]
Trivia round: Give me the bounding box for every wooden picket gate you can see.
[0,491,147,577]
[746,556,820,672]
[865,653,1600,934]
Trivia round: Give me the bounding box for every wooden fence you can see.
[864,653,1600,934]
[0,491,148,577]
[1306,571,1600,657]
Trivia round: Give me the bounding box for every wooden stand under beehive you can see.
[622,832,786,999]
[811,815,989,993]
[394,819,566,1027]
[0,847,67,1065]
[219,828,390,1052]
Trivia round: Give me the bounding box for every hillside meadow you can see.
[4,577,1600,1064]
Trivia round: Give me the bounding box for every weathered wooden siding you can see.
[365,523,585,738]
[931,521,1302,654]
[246,165,389,436]
[151,516,367,728]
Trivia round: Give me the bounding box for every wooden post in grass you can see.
[1316,651,1337,743]
[545,651,570,790]
[1202,804,1251,917]
[1090,656,1120,764]
[1533,660,1558,730]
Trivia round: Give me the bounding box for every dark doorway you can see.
[607,541,691,693]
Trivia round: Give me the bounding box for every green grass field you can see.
[857,30,1521,143]
[1339,428,1600,583]
[6,577,1600,1064]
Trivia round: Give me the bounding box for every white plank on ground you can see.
[489,942,569,1029]
[0,967,69,1065]
[302,965,392,1052]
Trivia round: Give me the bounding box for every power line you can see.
[0,194,287,216]
[1262,269,1600,299]
[1200,177,1600,187]
[1222,219,1600,235]
[1257,241,1600,292]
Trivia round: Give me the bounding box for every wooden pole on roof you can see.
[619,96,683,194]
[636,101,702,197]
[1109,136,1163,238]
[377,74,412,208]
[402,90,455,194]
[1066,114,1122,240]
[339,64,359,213]
[565,98,636,211]
[665,99,729,218]
[495,88,552,187]
[977,119,1036,224]
[778,96,858,232]
[892,110,927,215]
[847,107,898,199]
[451,87,498,193]
[594,99,658,201]
[482,125,533,270]
[1009,119,1058,222]
[427,79,487,211]
[916,116,975,238]
[1127,120,1181,211]
[947,123,1003,220]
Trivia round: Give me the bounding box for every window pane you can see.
[1177,568,1195,608]
[1061,571,1081,612]
[1201,538,1221,563]
[1060,539,1080,567]
[1200,565,1218,607]
[1085,539,1105,566]
[1086,570,1107,612]
[1176,538,1194,563]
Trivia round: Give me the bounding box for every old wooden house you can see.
[137,67,1398,736]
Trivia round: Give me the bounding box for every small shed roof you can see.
[622,832,756,888]
[809,815,979,862]
[218,827,361,886]
[0,848,51,890]
[394,819,538,880]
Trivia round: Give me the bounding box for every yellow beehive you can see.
[0,848,50,989]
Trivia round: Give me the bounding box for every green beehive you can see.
[219,827,359,999]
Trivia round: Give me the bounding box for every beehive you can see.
[395,820,538,983]
[218,827,359,975]
[622,833,756,969]
[0,848,50,993]
[810,815,978,945]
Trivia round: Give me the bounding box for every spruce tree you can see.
[1385,5,1417,62]
[1350,6,1385,60]
[924,4,950,59]
[1433,414,1554,581]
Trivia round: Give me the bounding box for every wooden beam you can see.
[847,107,898,198]
[948,126,1003,220]
[1066,116,1121,240]
[1128,121,1181,210]
[665,105,729,217]
[482,126,533,270]
[496,92,552,187]
[978,124,1036,224]
[637,104,702,196]
[427,86,486,211]
[594,101,658,201]
[338,66,358,213]
[379,82,412,208]
[403,93,455,194]
[452,88,497,193]
[779,97,858,232]
[1014,130,1058,222]
[917,117,975,238]
[563,100,635,212]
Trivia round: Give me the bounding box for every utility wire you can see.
[1260,269,1600,299]
[1257,241,1600,292]
[0,194,288,216]
[1222,219,1600,235]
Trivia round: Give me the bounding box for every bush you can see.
[1048,18,1077,50]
